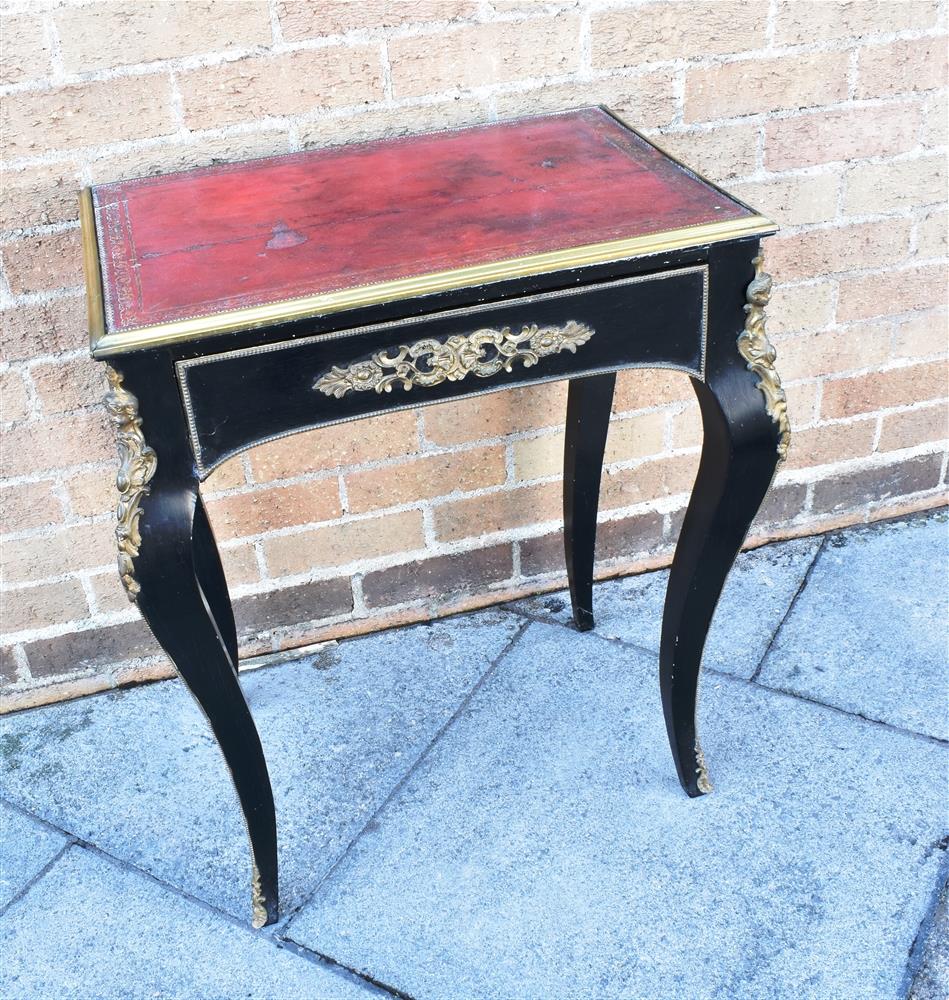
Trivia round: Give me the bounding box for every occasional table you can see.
[81,107,789,927]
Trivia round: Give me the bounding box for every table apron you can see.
[176,264,708,479]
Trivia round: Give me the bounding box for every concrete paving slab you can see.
[910,880,949,1000]
[0,846,381,999]
[0,802,68,909]
[288,621,948,1000]
[509,536,822,679]
[0,610,521,922]
[759,512,949,740]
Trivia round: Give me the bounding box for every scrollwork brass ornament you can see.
[314,320,595,398]
[738,255,790,461]
[251,863,267,929]
[104,366,157,601]
[695,744,712,795]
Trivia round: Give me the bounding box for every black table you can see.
[81,107,789,926]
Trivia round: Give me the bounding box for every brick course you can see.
[764,104,923,170]
[843,155,948,215]
[262,509,426,576]
[684,53,850,122]
[878,402,949,453]
[836,265,949,323]
[1,295,86,362]
[54,1,273,73]
[856,36,949,97]
[177,45,385,129]
[1,0,946,708]
[1,230,83,296]
[773,0,940,45]
[361,544,514,608]
[1,76,177,158]
[0,14,51,85]
[388,14,582,98]
[591,2,768,67]
[276,0,479,39]
[207,480,343,541]
[345,446,507,514]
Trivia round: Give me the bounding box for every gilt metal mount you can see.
[314,320,595,398]
[104,366,157,601]
[738,255,791,461]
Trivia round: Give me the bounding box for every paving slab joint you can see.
[0,838,74,919]
[268,933,413,999]
[736,677,949,748]
[749,533,828,683]
[280,617,534,931]
[505,585,948,750]
[498,599,657,658]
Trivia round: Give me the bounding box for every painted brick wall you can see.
[1,0,947,710]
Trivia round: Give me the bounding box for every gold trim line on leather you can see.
[83,212,775,357]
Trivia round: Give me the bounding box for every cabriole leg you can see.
[563,372,616,631]
[660,251,790,797]
[104,363,278,927]
[192,492,240,673]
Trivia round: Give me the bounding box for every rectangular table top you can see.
[83,106,773,357]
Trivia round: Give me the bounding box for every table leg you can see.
[103,362,278,927]
[660,250,789,797]
[563,372,616,631]
[192,493,240,674]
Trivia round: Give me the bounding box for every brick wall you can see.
[1,0,947,710]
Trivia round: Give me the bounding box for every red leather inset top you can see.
[93,108,752,332]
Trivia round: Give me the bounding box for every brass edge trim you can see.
[80,188,107,353]
[176,265,708,479]
[93,215,772,357]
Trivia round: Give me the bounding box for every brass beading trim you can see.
[176,266,708,479]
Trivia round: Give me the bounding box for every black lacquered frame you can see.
[97,227,786,927]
